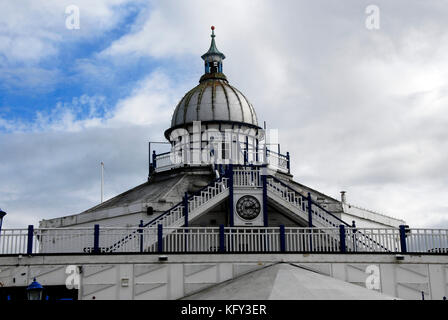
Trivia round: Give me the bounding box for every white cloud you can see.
[0,0,144,89]
[2,0,448,229]
[0,69,177,228]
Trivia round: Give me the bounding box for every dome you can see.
[165,27,259,139]
[170,76,258,128]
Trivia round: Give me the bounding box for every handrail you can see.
[311,199,351,227]
[266,148,288,158]
[266,175,393,251]
[154,151,171,157]
[186,176,226,201]
[106,175,228,252]
[3,226,448,254]
[143,202,183,227]
[267,175,351,227]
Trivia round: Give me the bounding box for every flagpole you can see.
[101,161,104,203]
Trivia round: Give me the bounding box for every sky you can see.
[1,0,447,229]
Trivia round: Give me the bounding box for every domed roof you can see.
[165,27,259,138]
[170,76,258,128]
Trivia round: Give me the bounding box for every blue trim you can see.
[139,220,144,253]
[339,225,346,253]
[399,225,407,253]
[93,224,100,254]
[262,175,268,227]
[279,225,286,252]
[228,164,234,227]
[244,136,249,164]
[183,192,189,227]
[152,150,157,169]
[27,225,34,254]
[255,139,259,162]
[157,224,163,252]
[219,224,225,252]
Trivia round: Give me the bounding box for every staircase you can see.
[106,176,229,252]
[107,166,389,253]
[265,175,390,252]
[266,175,347,229]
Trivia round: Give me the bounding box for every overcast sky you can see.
[1,0,447,228]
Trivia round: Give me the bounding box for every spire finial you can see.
[201,25,225,76]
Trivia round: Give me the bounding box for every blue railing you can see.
[1,225,447,255]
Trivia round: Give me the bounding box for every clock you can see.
[236,195,261,220]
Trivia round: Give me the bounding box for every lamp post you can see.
[26,278,44,300]
[0,208,6,234]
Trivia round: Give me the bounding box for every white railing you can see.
[344,228,401,253]
[405,229,448,253]
[266,177,346,229]
[100,227,158,253]
[225,227,280,252]
[0,229,29,254]
[161,227,220,252]
[233,166,261,187]
[188,178,229,213]
[107,177,229,252]
[285,228,340,252]
[37,228,94,254]
[152,150,289,173]
[2,226,448,255]
[266,149,289,173]
[153,152,175,172]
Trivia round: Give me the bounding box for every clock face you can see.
[236,195,261,220]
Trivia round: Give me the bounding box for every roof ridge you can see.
[345,202,403,221]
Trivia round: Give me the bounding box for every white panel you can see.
[379,264,397,298]
[226,86,244,122]
[134,283,168,300]
[198,86,213,121]
[168,264,184,299]
[185,265,217,283]
[218,263,234,282]
[213,85,229,120]
[428,264,447,300]
[233,263,264,277]
[118,264,133,300]
[184,90,200,123]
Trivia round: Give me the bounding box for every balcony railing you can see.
[150,148,290,174]
[1,226,447,255]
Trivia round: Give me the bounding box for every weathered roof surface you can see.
[183,263,398,300]
[169,78,258,128]
[82,174,184,214]
[39,167,216,228]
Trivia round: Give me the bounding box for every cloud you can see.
[0,0,145,90]
[1,0,448,229]
[0,69,178,228]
